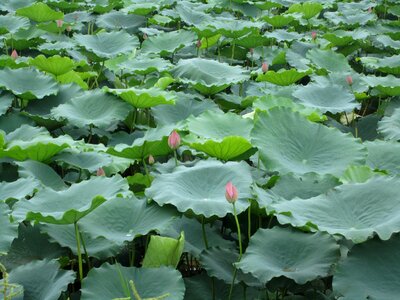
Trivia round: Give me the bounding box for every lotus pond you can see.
[1,0,400,299]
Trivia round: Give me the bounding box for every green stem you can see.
[79,230,91,270]
[228,203,243,300]
[230,39,236,65]
[142,158,150,180]
[201,216,209,249]
[74,222,83,282]
[173,150,178,167]
[129,280,142,300]
[247,201,251,241]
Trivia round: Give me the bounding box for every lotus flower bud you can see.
[311,31,317,40]
[168,131,181,150]
[96,168,106,176]
[261,61,268,73]
[56,19,64,28]
[148,155,155,165]
[66,25,72,32]
[196,40,202,48]
[346,75,353,86]
[143,33,148,40]
[249,48,254,55]
[225,182,238,204]
[11,50,18,60]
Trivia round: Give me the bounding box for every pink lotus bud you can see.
[196,40,202,48]
[148,155,155,165]
[143,33,148,40]
[11,50,18,60]
[311,31,317,40]
[225,182,238,204]
[261,61,268,73]
[346,75,353,86]
[168,131,181,150]
[66,26,72,32]
[96,168,106,176]
[249,48,254,55]
[56,19,64,28]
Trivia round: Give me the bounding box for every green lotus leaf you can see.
[0,223,67,271]
[38,40,76,55]
[333,235,400,300]
[0,93,13,116]
[236,227,339,284]
[142,232,185,268]
[378,107,400,140]
[359,55,400,75]
[256,69,311,86]
[292,83,359,113]
[122,2,159,15]
[251,108,366,175]
[264,29,303,42]
[0,201,18,254]
[96,10,146,33]
[274,176,400,243]
[0,177,39,202]
[323,30,354,46]
[0,68,58,100]
[287,2,323,19]
[141,30,197,56]
[74,31,139,59]
[324,10,376,26]
[0,15,30,34]
[81,263,185,300]
[312,72,369,94]
[12,175,132,224]
[340,165,377,184]
[184,111,253,160]
[172,58,249,95]
[51,90,131,129]
[116,54,173,76]
[212,18,263,39]
[40,223,121,260]
[57,71,92,90]
[374,34,400,50]
[306,48,352,73]
[103,87,175,108]
[263,15,294,27]
[29,55,76,76]
[16,2,64,22]
[152,92,220,126]
[363,74,400,96]
[160,216,235,257]
[145,160,253,218]
[4,259,74,300]
[53,151,113,172]
[16,160,67,191]
[79,197,176,245]
[365,140,400,175]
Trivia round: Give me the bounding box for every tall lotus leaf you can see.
[365,140,400,175]
[0,201,18,254]
[53,151,113,173]
[0,15,30,34]
[96,11,146,33]
[145,160,253,218]
[333,235,400,300]
[362,74,400,96]
[292,83,359,113]
[16,2,64,22]
[7,259,75,300]
[51,90,131,129]
[264,29,303,42]
[12,175,132,224]
[0,68,58,100]
[263,15,294,28]
[29,55,76,76]
[306,48,352,73]
[274,177,400,243]
[81,263,185,300]
[256,69,311,86]
[0,93,13,116]
[0,178,39,202]
[117,55,173,75]
[172,58,249,95]
[74,31,139,59]
[212,18,263,39]
[122,2,158,15]
[378,107,400,140]
[236,227,339,284]
[359,55,400,75]
[103,87,175,108]
[79,197,177,245]
[251,108,366,175]
[184,111,253,160]
[287,2,323,19]
[141,30,197,56]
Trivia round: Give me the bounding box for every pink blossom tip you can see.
[225,181,238,204]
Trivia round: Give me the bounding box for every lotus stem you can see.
[79,230,91,270]
[228,202,243,300]
[74,221,84,282]
[129,280,142,300]
[248,201,251,241]
[230,39,236,65]
[201,216,209,249]
[142,158,150,180]
[173,150,178,167]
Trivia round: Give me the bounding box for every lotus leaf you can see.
[256,69,311,86]
[53,151,113,172]
[365,140,400,175]
[306,48,352,73]
[0,201,18,254]
[378,107,400,140]
[29,55,76,76]
[96,11,146,33]
[0,177,39,202]
[16,2,64,22]
[0,15,30,34]
[141,30,197,56]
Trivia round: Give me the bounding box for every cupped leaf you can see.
[251,108,366,175]
[306,48,352,73]
[0,68,58,100]
[378,107,400,141]
[172,58,249,95]
[116,54,172,76]
[256,69,311,86]
[96,10,146,33]
[0,177,39,202]
[287,2,323,19]
[0,201,18,254]
[29,55,76,76]
[145,160,253,218]
[81,263,185,300]
[274,177,400,243]
[237,227,339,285]
[51,90,131,129]
[74,31,139,59]
[333,235,400,300]
[53,151,113,172]
[141,30,197,56]
[365,140,400,175]
[0,15,30,34]
[12,175,132,224]
[16,2,64,22]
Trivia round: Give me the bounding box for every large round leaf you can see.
[16,2,63,22]
[0,68,58,100]
[96,11,146,33]
[172,58,249,95]
[0,15,30,34]
[12,175,132,224]
[146,160,253,218]
[53,151,113,173]
[0,201,18,254]
[74,31,139,59]
[274,176,400,243]
[365,140,400,175]
[378,107,400,141]
[0,177,40,202]
[116,54,172,76]
[251,108,366,175]
[141,30,197,56]
[292,83,359,113]
[51,90,131,129]
[29,55,76,76]
[256,69,311,86]
[333,235,400,300]
[306,48,352,73]
[236,227,339,284]
[81,263,185,300]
